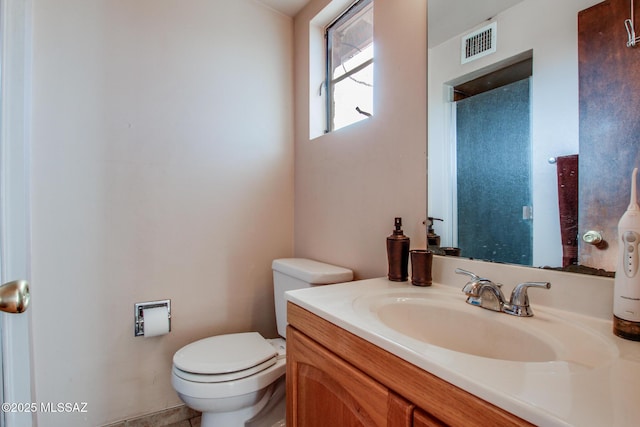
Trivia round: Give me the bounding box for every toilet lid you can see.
[172,357,278,383]
[173,332,277,375]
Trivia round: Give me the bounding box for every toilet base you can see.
[246,377,285,427]
[196,378,285,427]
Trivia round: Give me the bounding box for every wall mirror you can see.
[428,0,640,275]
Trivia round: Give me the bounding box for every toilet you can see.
[171,258,353,427]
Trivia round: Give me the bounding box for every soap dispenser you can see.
[614,167,640,341]
[427,217,443,248]
[387,217,410,281]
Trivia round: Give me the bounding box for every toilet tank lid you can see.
[272,258,353,284]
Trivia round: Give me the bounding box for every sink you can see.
[376,301,555,362]
[353,290,617,368]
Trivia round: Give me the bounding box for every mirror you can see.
[428,0,630,275]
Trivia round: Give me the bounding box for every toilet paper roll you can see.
[143,306,170,338]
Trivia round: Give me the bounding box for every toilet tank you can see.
[272,258,353,338]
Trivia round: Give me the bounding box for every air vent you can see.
[461,22,497,64]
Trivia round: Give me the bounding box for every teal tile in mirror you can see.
[456,78,532,266]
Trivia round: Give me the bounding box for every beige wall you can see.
[29,1,294,425]
[293,0,428,279]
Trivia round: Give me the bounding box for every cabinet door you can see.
[287,326,396,427]
[413,408,447,427]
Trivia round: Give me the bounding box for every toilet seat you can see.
[172,356,286,400]
[173,332,277,383]
[173,357,276,383]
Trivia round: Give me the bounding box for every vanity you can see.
[285,256,640,426]
[286,300,528,426]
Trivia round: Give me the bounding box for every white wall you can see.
[429,0,600,267]
[29,1,294,425]
[293,0,428,279]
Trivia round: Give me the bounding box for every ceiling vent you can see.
[461,22,497,64]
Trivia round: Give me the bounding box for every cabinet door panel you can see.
[387,392,414,425]
[287,327,390,427]
[413,408,447,427]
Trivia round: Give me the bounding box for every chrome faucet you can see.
[502,282,551,317]
[455,268,550,317]
[455,268,505,312]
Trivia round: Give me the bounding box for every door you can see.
[455,78,533,265]
[578,0,640,272]
[0,0,33,425]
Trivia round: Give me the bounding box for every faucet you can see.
[455,269,550,317]
[502,282,551,317]
[455,268,505,312]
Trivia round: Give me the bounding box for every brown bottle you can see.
[427,217,443,248]
[387,217,410,281]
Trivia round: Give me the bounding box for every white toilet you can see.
[171,258,353,427]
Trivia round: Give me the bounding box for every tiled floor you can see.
[103,405,201,427]
[166,416,201,427]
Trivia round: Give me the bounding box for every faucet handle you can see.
[455,268,494,298]
[455,268,501,286]
[455,268,479,279]
[504,282,551,317]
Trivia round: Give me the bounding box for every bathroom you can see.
[0,0,634,426]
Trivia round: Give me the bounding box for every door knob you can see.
[583,230,603,245]
[0,280,30,313]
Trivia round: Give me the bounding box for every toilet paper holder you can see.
[134,299,171,337]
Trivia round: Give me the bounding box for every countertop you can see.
[286,277,640,427]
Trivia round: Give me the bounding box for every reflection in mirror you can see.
[428,0,625,275]
[455,65,532,266]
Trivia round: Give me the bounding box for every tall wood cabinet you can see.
[286,302,532,426]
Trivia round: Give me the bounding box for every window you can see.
[325,0,374,133]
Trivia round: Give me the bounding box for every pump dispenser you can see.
[427,217,443,248]
[614,167,640,341]
[387,217,410,281]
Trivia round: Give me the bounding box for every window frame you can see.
[325,0,374,133]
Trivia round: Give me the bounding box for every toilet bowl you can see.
[171,258,353,427]
[172,333,286,426]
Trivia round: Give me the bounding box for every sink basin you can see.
[353,290,617,368]
[377,301,555,362]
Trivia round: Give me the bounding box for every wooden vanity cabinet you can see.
[286,327,413,426]
[286,302,532,427]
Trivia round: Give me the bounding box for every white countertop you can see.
[286,277,640,427]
